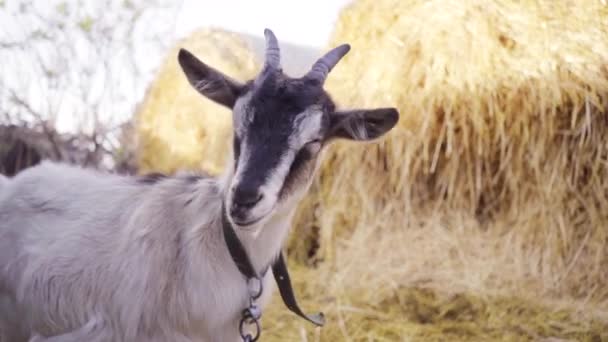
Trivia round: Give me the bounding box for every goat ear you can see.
[328,108,399,141]
[177,48,244,108]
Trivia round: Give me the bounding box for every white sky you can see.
[174,0,353,48]
[1,0,353,135]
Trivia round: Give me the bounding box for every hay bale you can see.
[136,28,260,175]
[295,0,608,284]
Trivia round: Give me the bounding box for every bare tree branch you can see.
[0,0,178,172]
[9,89,62,159]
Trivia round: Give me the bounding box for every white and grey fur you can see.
[0,29,399,342]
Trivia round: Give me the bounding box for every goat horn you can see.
[263,28,281,69]
[305,44,351,83]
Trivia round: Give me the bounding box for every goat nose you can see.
[232,187,263,209]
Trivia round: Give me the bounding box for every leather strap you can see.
[221,208,325,326]
[271,253,325,326]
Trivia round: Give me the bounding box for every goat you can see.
[0,29,399,341]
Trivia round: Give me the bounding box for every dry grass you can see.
[272,214,608,341]
[136,2,608,339]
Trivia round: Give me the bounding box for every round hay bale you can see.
[293,0,608,299]
[136,28,260,175]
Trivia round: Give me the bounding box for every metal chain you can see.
[239,276,264,342]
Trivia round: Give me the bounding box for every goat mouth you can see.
[231,215,265,229]
[230,205,277,229]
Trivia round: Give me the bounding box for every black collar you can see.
[221,208,325,326]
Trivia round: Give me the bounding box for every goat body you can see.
[0,161,281,341]
[0,28,399,342]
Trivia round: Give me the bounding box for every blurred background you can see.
[1,0,608,340]
[0,0,348,173]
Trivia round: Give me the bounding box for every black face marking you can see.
[238,132,288,192]
[249,74,335,119]
[234,74,334,194]
[137,172,168,185]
